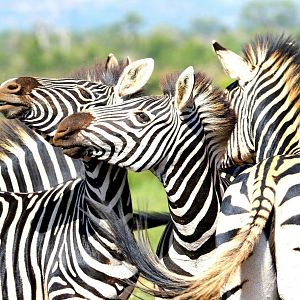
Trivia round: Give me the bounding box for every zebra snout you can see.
[2,81,22,94]
[0,77,41,95]
[53,112,94,145]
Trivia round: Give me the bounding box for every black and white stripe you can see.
[0,56,159,299]
[208,34,300,299]
[0,161,137,299]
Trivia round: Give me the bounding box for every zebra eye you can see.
[135,111,151,123]
[78,87,92,99]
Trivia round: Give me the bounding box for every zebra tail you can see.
[92,204,192,298]
[132,211,170,230]
[174,175,276,300]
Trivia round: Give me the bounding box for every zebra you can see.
[0,56,165,299]
[175,34,300,299]
[0,52,128,193]
[209,34,300,300]
[0,54,167,228]
[213,34,300,164]
[52,66,277,299]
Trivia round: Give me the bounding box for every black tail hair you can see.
[132,211,170,230]
[89,202,191,298]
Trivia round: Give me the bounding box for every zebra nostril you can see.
[7,83,20,91]
[1,81,22,94]
[54,127,74,142]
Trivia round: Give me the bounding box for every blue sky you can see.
[0,0,244,31]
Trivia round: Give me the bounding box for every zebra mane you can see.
[0,119,32,156]
[0,118,83,186]
[243,34,300,109]
[160,71,236,150]
[243,34,300,70]
[70,58,129,86]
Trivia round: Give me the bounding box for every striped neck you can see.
[153,117,222,256]
[83,159,133,227]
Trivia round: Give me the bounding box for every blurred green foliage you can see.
[0,0,299,93]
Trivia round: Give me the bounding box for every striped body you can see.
[0,165,137,300]
[216,154,300,298]
[207,34,300,299]
[0,119,82,192]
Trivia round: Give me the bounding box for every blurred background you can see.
[1,0,300,298]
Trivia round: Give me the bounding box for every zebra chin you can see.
[61,145,106,162]
[62,146,90,160]
[0,104,29,119]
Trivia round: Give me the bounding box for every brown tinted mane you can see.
[242,34,300,108]
[243,34,300,68]
[160,70,235,150]
[0,119,37,157]
[160,72,180,96]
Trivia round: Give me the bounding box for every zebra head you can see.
[213,34,300,166]
[53,66,235,171]
[0,56,154,137]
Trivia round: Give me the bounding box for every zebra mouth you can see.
[62,145,88,159]
[0,102,29,118]
[0,94,30,118]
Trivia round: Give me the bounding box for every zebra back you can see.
[0,118,82,192]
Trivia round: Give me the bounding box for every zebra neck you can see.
[153,135,221,244]
[82,159,133,224]
[256,125,300,161]
[157,145,223,262]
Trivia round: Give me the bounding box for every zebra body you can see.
[216,154,300,299]
[0,118,82,192]
[0,164,137,299]
[200,34,300,299]
[0,57,156,298]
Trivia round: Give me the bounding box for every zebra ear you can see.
[175,66,195,112]
[212,40,254,82]
[105,53,119,71]
[125,56,131,66]
[116,58,154,98]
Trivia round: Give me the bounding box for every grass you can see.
[127,170,168,300]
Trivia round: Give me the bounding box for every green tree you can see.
[239,0,299,32]
[190,17,227,38]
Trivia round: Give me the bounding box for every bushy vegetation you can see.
[1,0,299,93]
